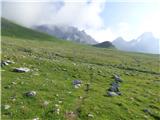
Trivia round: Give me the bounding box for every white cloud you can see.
[2,0,110,42]
[138,11,160,39]
[116,22,133,41]
[2,0,106,28]
[86,28,116,42]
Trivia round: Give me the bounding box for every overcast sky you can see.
[2,0,160,42]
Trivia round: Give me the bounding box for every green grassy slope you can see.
[1,19,160,120]
[1,18,57,41]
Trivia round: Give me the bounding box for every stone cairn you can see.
[107,75,123,97]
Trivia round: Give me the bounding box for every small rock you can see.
[88,113,94,118]
[11,82,17,85]
[73,80,82,85]
[125,72,130,75]
[1,60,14,67]
[114,75,123,82]
[4,104,11,110]
[130,97,134,100]
[20,82,24,85]
[65,111,76,119]
[111,82,120,88]
[13,67,30,73]
[10,96,16,102]
[116,92,122,95]
[56,108,60,114]
[144,115,148,119]
[74,84,81,88]
[58,101,62,104]
[21,106,25,109]
[62,68,67,71]
[79,96,83,99]
[32,117,39,120]
[6,60,15,64]
[107,91,118,97]
[108,86,119,92]
[73,80,82,88]
[143,109,151,114]
[52,108,60,114]
[55,104,59,107]
[73,63,76,66]
[1,62,9,66]
[26,91,36,97]
[43,101,49,106]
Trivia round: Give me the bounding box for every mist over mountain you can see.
[34,25,97,45]
[112,32,160,54]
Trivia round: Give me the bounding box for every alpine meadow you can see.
[1,1,160,120]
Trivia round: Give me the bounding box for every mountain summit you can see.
[112,32,160,54]
[34,25,97,44]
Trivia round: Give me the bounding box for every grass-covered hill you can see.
[1,18,160,120]
[1,18,57,41]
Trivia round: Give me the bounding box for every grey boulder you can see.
[26,91,36,97]
[13,67,30,73]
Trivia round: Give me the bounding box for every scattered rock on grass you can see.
[26,91,36,97]
[3,104,11,110]
[114,75,123,82]
[58,101,63,104]
[88,113,94,118]
[107,75,124,97]
[111,82,120,88]
[74,84,81,88]
[11,82,17,85]
[73,80,82,88]
[108,85,119,92]
[43,101,49,106]
[65,111,76,119]
[52,108,60,115]
[143,109,151,114]
[13,67,30,73]
[1,60,15,67]
[10,96,16,102]
[107,91,118,97]
[73,80,82,85]
[32,117,39,120]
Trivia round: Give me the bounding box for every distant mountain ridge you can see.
[34,25,98,44]
[112,32,160,54]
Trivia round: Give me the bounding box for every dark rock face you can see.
[94,41,115,48]
[34,25,97,45]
